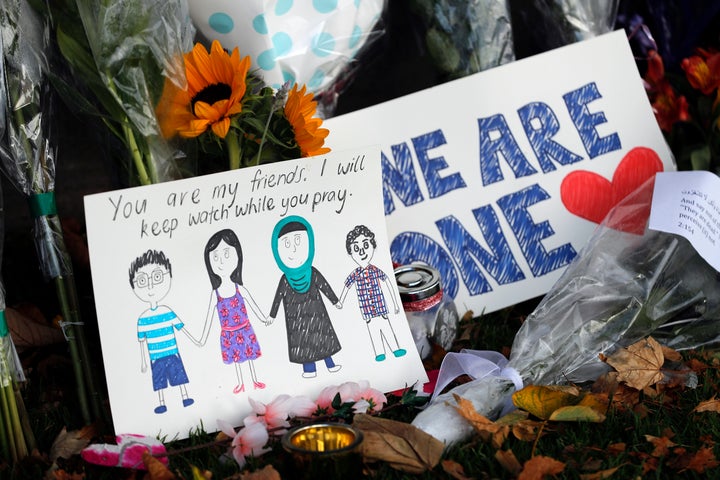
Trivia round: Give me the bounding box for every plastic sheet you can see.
[0,0,101,424]
[412,176,720,445]
[71,0,195,184]
[188,0,386,118]
[408,0,516,80]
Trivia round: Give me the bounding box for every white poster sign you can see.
[84,147,427,439]
[325,30,676,315]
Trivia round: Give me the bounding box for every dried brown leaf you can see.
[495,449,522,475]
[240,464,282,480]
[693,396,720,413]
[441,459,471,479]
[606,442,626,455]
[143,450,175,480]
[354,414,444,474]
[518,455,565,480]
[578,466,621,479]
[683,446,720,473]
[51,469,85,480]
[602,337,664,390]
[661,344,682,362]
[453,394,508,448]
[50,425,95,462]
[645,435,676,458]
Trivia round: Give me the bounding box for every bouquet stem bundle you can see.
[0,0,102,426]
[0,310,35,463]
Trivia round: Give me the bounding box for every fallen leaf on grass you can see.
[239,465,282,479]
[512,385,580,420]
[50,425,95,462]
[143,450,175,479]
[601,337,664,390]
[683,446,720,473]
[453,394,509,448]
[518,455,565,480]
[495,449,522,476]
[693,396,720,413]
[441,459,471,479]
[548,392,608,422]
[353,414,444,474]
[578,466,621,479]
[645,435,677,458]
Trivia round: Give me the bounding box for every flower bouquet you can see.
[39,0,196,186]
[154,39,331,173]
[412,175,720,445]
[0,0,102,425]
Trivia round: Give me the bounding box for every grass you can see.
[4,295,720,479]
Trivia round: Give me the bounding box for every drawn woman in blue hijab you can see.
[267,215,343,378]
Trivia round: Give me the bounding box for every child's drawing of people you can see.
[338,225,407,362]
[199,229,266,394]
[266,215,343,378]
[129,249,198,414]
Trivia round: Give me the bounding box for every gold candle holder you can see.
[281,423,364,478]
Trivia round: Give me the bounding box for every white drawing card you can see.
[84,147,428,439]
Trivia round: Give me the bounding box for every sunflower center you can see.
[192,83,232,114]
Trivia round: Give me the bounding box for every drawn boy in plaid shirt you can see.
[338,225,406,362]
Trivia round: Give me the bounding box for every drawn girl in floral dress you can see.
[200,229,267,393]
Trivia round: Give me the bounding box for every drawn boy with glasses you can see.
[129,249,199,414]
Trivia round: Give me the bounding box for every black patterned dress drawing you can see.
[267,215,343,378]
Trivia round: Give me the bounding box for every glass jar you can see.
[394,264,459,359]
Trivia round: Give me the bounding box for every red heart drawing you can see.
[560,147,664,233]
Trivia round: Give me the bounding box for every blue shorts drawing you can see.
[151,354,190,391]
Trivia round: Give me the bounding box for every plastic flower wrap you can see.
[0,0,101,424]
[0,190,35,463]
[40,0,195,185]
[155,39,331,172]
[187,0,386,117]
[406,0,618,82]
[412,176,720,445]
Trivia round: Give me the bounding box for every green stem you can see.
[226,130,241,170]
[105,75,153,185]
[123,121,152,185]
[0,381,18,463]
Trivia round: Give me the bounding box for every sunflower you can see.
[284,84,331,157]
[157,40,251,140]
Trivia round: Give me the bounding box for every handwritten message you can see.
[649,170,720,271]
[84,148,427,439]
[325,30,676,314]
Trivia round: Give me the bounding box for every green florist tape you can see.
[28,192,57,218]
[0,310,8,337]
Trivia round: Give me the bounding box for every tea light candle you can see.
[281,423,364,478]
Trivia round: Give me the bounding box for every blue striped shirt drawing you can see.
[137,308,184,361]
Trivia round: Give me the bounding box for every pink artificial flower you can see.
[315,384,342,413]
[354,380,388,413]
[217,420,270,468]
[315,381,387,414]
[246,394,316,431]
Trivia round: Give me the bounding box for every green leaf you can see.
[690,145,711,171]
[548,405,606,423]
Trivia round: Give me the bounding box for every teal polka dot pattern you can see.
[188,0,383,94]
[313,0,337,14]
[311,32,335,58]
[252,14,268,35]
[208,12,234,34]
[276,0,293,15]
